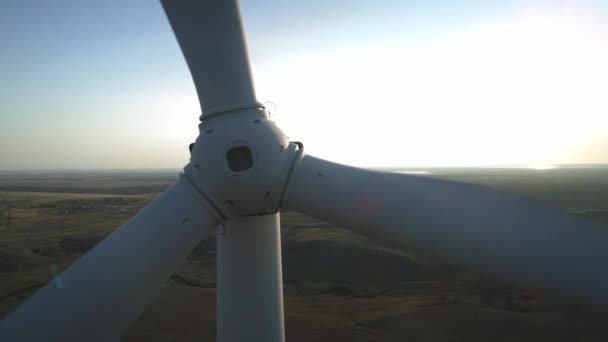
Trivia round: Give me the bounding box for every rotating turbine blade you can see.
[163,1,286,340]
[0,178,218,342]
[161,0,261,118]
[284,154,608,307]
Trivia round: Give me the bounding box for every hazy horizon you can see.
[2,0,607,169]
[2,162,608,173]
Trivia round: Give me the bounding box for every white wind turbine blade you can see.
[0,178,218,342]
[162,1,286,341]
[284,154,608,308]
[161,0,261,118]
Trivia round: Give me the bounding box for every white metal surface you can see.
[217,214,285,342]
[162,0,261,118]
[0,178,218,342]
[283,154,608,307]
[185,111,299,217]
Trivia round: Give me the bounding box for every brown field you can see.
[1,167,608,341]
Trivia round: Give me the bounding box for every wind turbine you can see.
[2,1,608,341]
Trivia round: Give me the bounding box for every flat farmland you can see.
[1,167,608,341]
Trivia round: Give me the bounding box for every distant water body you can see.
[386,166,563,175]
[392,170,434,175]
[385,164,608,178]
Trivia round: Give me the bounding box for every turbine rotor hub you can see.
[184,108,301,218]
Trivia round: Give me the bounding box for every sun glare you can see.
[257,6,608,167]
[526,164,558,170]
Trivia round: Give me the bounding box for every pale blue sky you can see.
[1,0,607,169]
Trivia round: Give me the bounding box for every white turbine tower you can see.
[2,1,608,341]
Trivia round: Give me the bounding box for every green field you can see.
[1,167,608,341]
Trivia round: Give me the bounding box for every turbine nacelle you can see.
[184,108,300,218]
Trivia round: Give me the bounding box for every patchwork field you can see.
[1,167,608,341]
